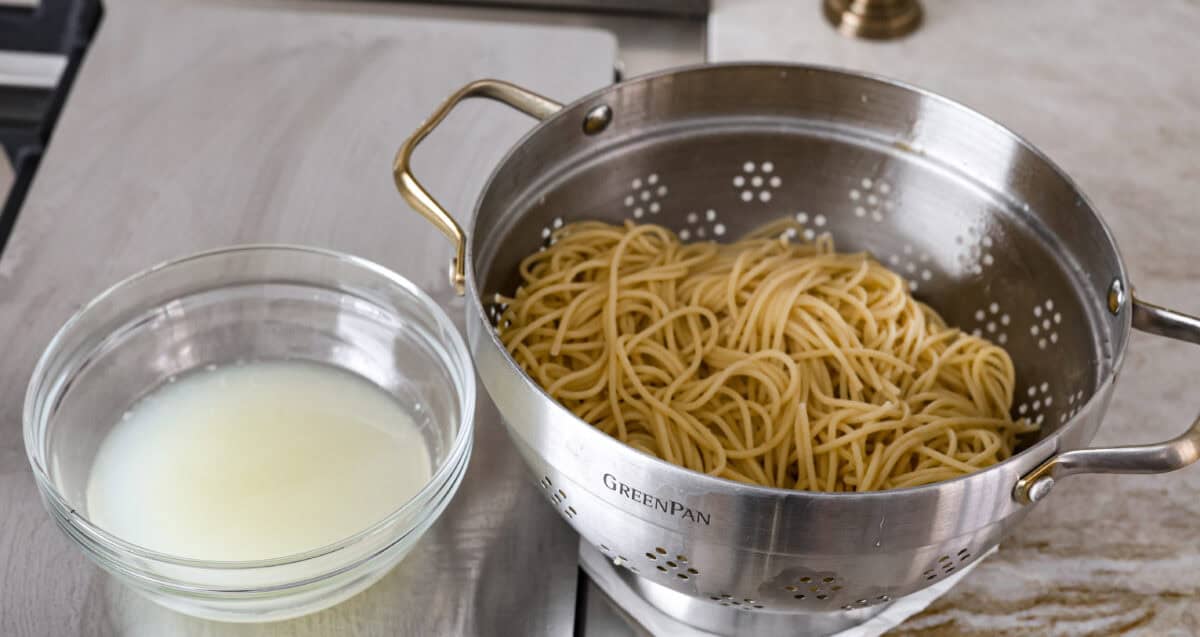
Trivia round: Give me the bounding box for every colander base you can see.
[580,541,885,636]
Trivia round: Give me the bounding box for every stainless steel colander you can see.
[394,64,1200,635]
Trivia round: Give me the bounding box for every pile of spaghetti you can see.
[497,220,1036,492]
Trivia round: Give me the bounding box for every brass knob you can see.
[823,0,922,40]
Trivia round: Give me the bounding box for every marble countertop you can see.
[711,1,1200,634]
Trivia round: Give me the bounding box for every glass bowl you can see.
[23,245,475,622]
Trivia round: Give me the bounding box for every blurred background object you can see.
[822,0,921,40]
[0,0,101,252]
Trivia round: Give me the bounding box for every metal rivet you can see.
[582,104,613,135]
[1027,476,1055,502]
[1108,278,1125,315]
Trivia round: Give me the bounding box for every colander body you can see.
[460,65,1131,616]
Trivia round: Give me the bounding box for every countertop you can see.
[711,1,1200,634]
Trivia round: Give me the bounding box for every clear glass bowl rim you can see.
[23,244,477,571]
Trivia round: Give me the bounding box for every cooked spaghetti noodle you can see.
[497,220,1036,492]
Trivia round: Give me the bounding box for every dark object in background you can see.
[411,0,708,18]
[0,0,102,255]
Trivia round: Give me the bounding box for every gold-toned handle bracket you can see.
[394,80,563,294]
[1014,296,1200,503]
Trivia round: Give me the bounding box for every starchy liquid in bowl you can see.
[85,360,432,561]
[497,220,1038,492]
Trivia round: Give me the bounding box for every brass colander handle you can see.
[1015,297,1200,503]
[394,80,562,294]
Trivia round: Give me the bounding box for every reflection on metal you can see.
[822,0,922,41]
